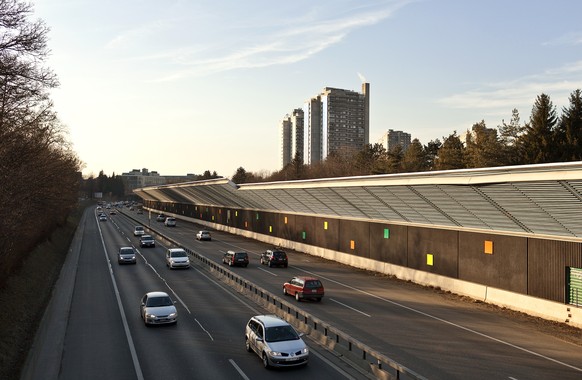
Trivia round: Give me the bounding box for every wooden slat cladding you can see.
[528,239,582,302]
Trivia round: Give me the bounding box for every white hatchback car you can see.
[134,226,145,236]
[245,315,309,368]
[164,217,176,227]
[166,248,190,269]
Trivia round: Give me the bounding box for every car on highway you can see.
[98,213,107,221]
[156,213,166,222]
[196,230,211,241]
[244,315,309,368]
[118,247,137,264]
[133,226,145,236]
[139,234,155,248]
[260,249,288,268]
[164,217,176,227]
[109,210,117,215]
[140,291,177,326]
[136,208,143,214]
[166,248,190,269]
[222,250,249,267]
[283,276,324,302]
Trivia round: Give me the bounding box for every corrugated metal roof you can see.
[134,162,582,239]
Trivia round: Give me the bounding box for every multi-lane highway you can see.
[24,206,582,379]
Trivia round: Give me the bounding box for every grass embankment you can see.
[0,202,90,380]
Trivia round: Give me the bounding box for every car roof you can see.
[252,315,290,328]
[141,234,153,238]
[119,246,134,251]
[168,248,186,252]
[294,276,318,281]
[145,291,169,298]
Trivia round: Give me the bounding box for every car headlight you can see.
[168,312,177,318]
[146,313,156,319]
[302,347,309,354]
[268,351,282,357]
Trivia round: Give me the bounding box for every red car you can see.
[283,276,324,302]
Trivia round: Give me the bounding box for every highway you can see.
[24,206,582,379]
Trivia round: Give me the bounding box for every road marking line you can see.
[297,267,582,372]
[329,298,371,317]
[228,359,249,380]
[96,216,144,380]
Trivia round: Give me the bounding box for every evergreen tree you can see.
[231,167,248,184]
[465,120,504,168]
[434,132,465,170]
[424,139,442,170]
[498,108,525,165]
[402,138,428,172]
[385,145,404,173]
[520,93,558,164]
[555,89,582,161]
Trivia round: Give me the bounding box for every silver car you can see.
[118,247,136,264]
[166,248,190,269]
[140,292,177,325]
[196,230,211,241]
[245,315,309,368]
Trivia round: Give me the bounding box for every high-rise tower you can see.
[304,83,369,164]
[280,108,304,168]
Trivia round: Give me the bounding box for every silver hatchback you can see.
[245,315,309,368]
[140,292,177,325]
[166,248,190,269]
[118,247,136,264]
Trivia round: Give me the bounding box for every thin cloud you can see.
[438,61,582,111]
[543,32,582,46]
[148,4,401,81]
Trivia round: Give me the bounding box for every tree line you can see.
[0,0,81,284]
[232,90,582,183]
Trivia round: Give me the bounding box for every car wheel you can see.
[283,287,288,295]
[245,338,252,352]
[268,262,272,268]
[295,292,301,302]
[315,297,322,302]
[262,353,270,369]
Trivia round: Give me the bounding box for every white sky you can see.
[31,0,582,179]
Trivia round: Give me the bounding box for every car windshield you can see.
[135,227,143,231]
[265,325,299,342]
[235,253,247,259]
[146,296,173,307]
[120,249,134,255]
[171,251,187,257]
[305,280,322,289]
[142,235,152,240]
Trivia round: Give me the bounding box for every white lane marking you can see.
[96,215,144,380]
[257,266,278,276]
[297,267,582,373]
[228,359,250,380]
[134,249,217,341]
[509,377,519,380]
[329,298,371,317]
[191,266,261,314]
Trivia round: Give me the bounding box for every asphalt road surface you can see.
[22,206,582,380]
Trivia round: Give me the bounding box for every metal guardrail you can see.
[125,209,428,380]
